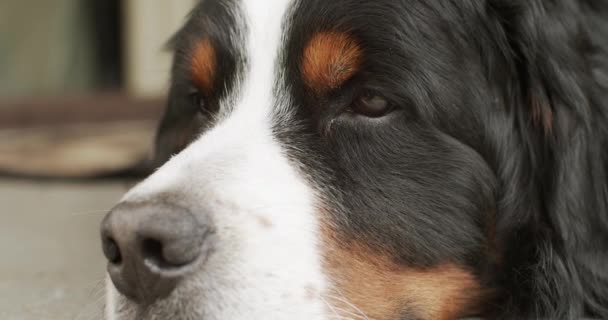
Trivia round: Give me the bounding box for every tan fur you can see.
[301,32,363,94]
[191,38,217,95]
[321,222,486,320]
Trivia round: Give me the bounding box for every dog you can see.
[101,0,608,319]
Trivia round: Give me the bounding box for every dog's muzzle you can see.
[100,200,214,304]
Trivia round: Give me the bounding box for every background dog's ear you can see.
[488,1,608,318]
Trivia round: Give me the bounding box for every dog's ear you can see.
[153,90,204,168]
[488,1,608,318]
[494,1,597,136]
[154,14,208,169]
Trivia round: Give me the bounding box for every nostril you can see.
[141,238,167,267]
[140,235,205,271]
[102,237,122,264]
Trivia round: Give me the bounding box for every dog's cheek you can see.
[318,212,487,320]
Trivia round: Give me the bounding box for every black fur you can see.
[156,0,608,318]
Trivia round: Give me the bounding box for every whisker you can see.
[333,286,371,319]
[72,278,107,320]
[322,295,344,319]
[65,209,111,217]
[323,300,371,320]
[324,290,372,320]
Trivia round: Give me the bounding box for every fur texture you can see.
[106,0,608,319]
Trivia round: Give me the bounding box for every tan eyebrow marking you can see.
[301,31,363,95]
[191,38,217,95]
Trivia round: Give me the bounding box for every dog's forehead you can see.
[239,0,295,59]
[189,0,371,114]
[193,0,298,121]
[237,0,295,104]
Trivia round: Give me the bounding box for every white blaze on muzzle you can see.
[104,0,330,319]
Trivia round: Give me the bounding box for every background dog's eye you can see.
[351,93,392,118]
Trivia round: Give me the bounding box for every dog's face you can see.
[102,0,608,319]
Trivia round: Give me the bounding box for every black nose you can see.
[101,201,212,304]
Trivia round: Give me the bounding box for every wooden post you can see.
[123,0,197,98]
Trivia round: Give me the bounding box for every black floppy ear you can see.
[154,31,201,167]
[153,91,204,168]
[489,1,608,318]
[496,0,596,136]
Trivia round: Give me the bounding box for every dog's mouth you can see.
[105,273,329,320]
[105,275,208,320]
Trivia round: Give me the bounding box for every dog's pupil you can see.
[191,92,206,114]
[356,94,389,118]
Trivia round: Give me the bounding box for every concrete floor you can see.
[0,178,132,320]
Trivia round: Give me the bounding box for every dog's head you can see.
[101,1,608,319]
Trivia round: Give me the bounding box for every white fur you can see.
[106,0,329,319]
[105,276,117,320]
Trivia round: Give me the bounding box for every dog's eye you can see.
[189,91,210,115]
[351,93,392,118]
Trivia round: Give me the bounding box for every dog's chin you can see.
[106,293,326,320]
[105,274,209,320]
[107,294,202,320]
[105,272,328,320]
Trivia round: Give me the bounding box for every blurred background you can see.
[0,1,197,319]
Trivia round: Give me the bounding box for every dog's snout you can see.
[101,201,213,303]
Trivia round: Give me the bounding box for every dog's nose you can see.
[100,201,212,303]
